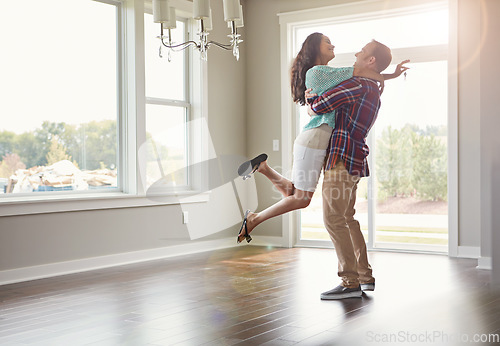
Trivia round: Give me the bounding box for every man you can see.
[306,40,394,300]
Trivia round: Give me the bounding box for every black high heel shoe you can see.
[238,153,268,180]
[237,210,252,244]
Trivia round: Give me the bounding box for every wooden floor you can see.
[1,246,499,346]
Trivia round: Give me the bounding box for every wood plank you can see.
[0,246,498,345]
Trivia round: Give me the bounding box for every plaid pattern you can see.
[310,77,381,177]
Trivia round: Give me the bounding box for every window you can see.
[0,0,207,216]
[143,13,190,193]
[371,60,448,252]
[0,0,120,195]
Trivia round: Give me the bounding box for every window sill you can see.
[0,191,210,217]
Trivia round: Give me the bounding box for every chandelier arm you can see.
[160,38,201,50]
[170,45,198,53]
[207,41,233,50]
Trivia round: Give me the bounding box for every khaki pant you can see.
[322,161,374,288]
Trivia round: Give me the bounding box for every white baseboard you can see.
[0,237,238,286]
[457,246,481,259]
[248,236,287,248]
[477,256,492,270]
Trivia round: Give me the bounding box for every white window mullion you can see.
[124,0,146,195]
[367,130,376,251]
[116,1,125,194]
[145,98,190,108]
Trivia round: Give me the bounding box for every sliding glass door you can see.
[295,4,449,253]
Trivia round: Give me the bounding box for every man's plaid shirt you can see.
[309,77,381,177]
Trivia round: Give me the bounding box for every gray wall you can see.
[494,156,500,287]
[207,0,247,157]
[479,0,500,264]
[457,0,481,248]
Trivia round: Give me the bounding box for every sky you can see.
[0,0,117,134]
[0,1,188,155]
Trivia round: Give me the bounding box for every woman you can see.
[237,33,408,243]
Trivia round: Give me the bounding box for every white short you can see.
[292,124,333,192]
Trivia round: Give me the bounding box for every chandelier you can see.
[153,0,244,61]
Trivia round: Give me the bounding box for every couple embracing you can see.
[237,33,409,300]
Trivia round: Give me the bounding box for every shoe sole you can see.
[320,291,362,300]
[238,154,268,177]
[361,284,375,292]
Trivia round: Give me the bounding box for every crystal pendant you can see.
[233,45,239,61]
[201,51,207,61]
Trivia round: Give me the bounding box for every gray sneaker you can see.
[320,285,362,300]
[360,282,375,291]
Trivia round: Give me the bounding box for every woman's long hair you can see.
[290,32,323,106]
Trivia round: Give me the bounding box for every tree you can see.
[422,125,447,137]
[14,132,41,169]
[376,125,448,202]
[80,120,117,170]
[0,131,16,157]
[411,133,447,201]
[46,136,72,165]
[34,121,69,166]
[0,153,26,178]
[0,120,118,172]
[376,125,413,199]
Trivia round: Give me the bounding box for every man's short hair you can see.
[371,40,392,73]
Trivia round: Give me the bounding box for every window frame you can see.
[144,11,191,194]
[0,0,123,199]
[0,0,209,217]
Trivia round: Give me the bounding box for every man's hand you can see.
[304,88,318,117]
[305,88,317,101]
[382,59,410,81]
[392,59,410,78]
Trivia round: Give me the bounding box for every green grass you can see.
[301,228,448,245]
[302,224,447,234]
[375,227,447,233]
[301,231,330,241]
[375,236,447,245]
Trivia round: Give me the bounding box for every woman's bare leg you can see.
[256,160,295,197]
[238,188,314,241]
